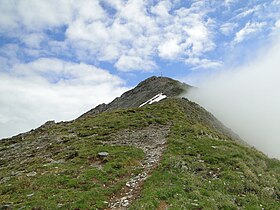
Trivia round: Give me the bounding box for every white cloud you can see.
[0,0,219,71]
[0,0,106,33]
[66,20,109,43]
[187,36,280,159]
[233,22,266,44]
[276,20,280,28]
[115,55,157,71]
[74,0,106,22]
[1,0,277,73]
[21,33,45,48]
[104,0,125,10]
[0,0,19,33]
[0,58,128,139]
[151,0,172,18]
[158,38,181,59]
[17,0,72,31]
[185,57,223,70]
[156,5,216,62]
[64,0,159,70]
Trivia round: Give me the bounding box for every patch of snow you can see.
[139,93,167,107]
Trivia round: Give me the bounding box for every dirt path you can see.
[104,125,169,209]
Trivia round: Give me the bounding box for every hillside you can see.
[0,77,279,209]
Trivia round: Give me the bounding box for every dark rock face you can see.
[80,76,191,118]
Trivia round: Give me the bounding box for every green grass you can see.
[1,98,279,209]
[1,144,144,209]
[129,104,280,209]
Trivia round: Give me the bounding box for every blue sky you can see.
[0,0,280,138]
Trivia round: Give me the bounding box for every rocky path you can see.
[104,125,169,209]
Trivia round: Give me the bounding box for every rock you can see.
[121,197,129,207]
[126,183,131,187]
[0,205,12,210]
[140,172,147,178]
[0,177,11,184]
[45,120,55,125]
[57,203,63,208]
[26,171,37,177]
[90,163,103,170]
[122,200,129,207]
[98,152,109,157]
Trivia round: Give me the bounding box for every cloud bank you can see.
[187,36,280,159]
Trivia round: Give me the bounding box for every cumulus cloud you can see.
[0,0,220,71]
[158,38,182,59]
[0,58,127,139]
[115,55,156,72]
[0,0,72,33]
[185,57,223,70]
[151,0,172,18]
[1,0,280,72]
[187,36,280,159]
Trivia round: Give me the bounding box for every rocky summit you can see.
[0,76,279,209]
[80,76,191,117]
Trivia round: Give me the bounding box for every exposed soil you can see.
[104,125,169,209]
[157,201,169,210]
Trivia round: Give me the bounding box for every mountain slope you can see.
[0,77,279,209]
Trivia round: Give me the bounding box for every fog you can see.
[187,37,280,159]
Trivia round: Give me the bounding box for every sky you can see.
[0,0,280,149]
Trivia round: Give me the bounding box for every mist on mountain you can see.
[187,36,280,159]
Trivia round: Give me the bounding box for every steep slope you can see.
[0,77,279,209]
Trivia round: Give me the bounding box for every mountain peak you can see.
[80,76,191,118]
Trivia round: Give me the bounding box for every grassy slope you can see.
[0,98,279,209]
